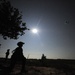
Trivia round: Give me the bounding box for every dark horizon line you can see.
[0,57,75,60]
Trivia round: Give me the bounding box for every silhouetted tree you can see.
[0,0,29,40]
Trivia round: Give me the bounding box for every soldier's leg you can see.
[9,59,16,72]
[21,57,26,72]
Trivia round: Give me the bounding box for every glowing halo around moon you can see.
[31,28,38,34]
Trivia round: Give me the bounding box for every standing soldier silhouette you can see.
[5,49,10,61]
[9,41,26,73]
[41,54,46,66]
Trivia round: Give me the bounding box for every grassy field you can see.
[0,58,75,75]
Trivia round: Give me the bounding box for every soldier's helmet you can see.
[17,41,25,46]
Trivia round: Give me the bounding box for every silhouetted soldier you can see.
[41,54,46,60]
[41,54,46,66]
[5,49,10,61]
[9,41,26,73]
[0,44,1,47]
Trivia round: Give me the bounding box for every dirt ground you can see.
[0,59,75,75]
[3,65,74,75]
[9,65,65,75]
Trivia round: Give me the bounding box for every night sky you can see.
[0,0,75,59]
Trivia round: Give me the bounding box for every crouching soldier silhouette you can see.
[9,41,26,73]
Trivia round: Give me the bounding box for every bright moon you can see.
[32,28,38,34]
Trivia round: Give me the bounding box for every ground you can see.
[4,65,68,75]
[0,58,75,75]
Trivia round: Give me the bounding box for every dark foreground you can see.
[0,58,75,75]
